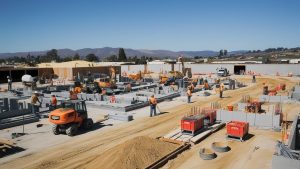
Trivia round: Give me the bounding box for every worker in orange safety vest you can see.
[220,83,225,98]
[187,86,192,103]
[149,95,157,117]
[50,94,57,110]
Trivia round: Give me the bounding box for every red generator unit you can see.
[204,110,216,124]
[226,121,249,141]
[181,115,204,135]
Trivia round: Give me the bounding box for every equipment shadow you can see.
[77,122,112,135]
[243,133,255,141]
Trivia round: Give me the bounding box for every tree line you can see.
[0,48,155,65]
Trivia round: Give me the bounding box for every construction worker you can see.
[149,95,157,117]
[219,82,225,98]
[69,88,78,100]
[31,91,41,114]
[204,80,210,90]
[263,82,268,95]
[50,95,57,110]
[74,86,82,94]
[252,75,256,83]
[190,83,195,92]
[187,87,192,103]
[7,76,12,91]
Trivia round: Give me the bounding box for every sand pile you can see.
[85,136,179,169]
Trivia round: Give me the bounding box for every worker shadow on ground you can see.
[157,111,170,116]
[220,96,232,99]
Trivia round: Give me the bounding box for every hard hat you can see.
[7,76,9,78]
[34,91,39,94]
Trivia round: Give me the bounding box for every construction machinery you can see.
[128,71,143,81]
[178,56,192,78]
[48,100,93,136]
[217,67,229,77]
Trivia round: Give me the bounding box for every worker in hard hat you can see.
[187,86,192,103]
[69,88,78,100]
[31,91,41,114]
[149,95,157,117]
[252,75,256,83]
[190,83,195,92]
[204,79,210,90]
[219,82,225,98]
[74,86,82,94]
[263,82,268,95]
[7,76,12,91]
[50,94,57,110]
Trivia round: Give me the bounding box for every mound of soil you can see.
[86,136,179,169]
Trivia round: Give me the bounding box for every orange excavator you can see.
[48,100,93,136]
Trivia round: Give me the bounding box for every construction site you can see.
[0,58,300,169]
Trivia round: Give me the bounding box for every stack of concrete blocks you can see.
[291,86,300,101]
[217,109,281,129]
[0,98,9,113]
[0,99,39,130]
[237,103,248,111]
[229,79,236,90]
[9,98,20,111]
[41,97,51,107]
[272,115,300,169]
[259,95,290,103]
[108,113,133,122]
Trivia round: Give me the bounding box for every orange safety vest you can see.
[51,97,57,106]
[74,87,81,94]
[187,89,192,96]
[31,95,39,104]
[220,83,225,91]
[204,83,209,89]
[149,97,157,105]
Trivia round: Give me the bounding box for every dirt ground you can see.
[84,136,179,169]
[0,75,299,169]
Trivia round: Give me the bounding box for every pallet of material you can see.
[162,123,225,144]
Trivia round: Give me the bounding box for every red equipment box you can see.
[181,115,204,135]
[204,110,216,124]
[226,121,249,139]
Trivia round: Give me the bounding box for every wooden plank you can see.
[190,130,212,143]
[172,132,183,140]
[159,137,184,145]
[163,129,181,139]
[175,134,192,142]
[181,135,193,142]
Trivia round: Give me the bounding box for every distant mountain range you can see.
[0,47,247,59]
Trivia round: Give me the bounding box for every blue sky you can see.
[0,0,300,52]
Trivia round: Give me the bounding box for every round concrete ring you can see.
[199,148,217,160]
[212,142,231,153]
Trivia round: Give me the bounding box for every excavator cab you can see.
[49,100,93,136]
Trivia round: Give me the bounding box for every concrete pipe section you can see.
[212,142,231,153]
[199,148,217,160]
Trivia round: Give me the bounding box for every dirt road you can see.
[0,76,298,169]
